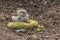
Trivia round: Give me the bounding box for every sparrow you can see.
[12,9,29,22]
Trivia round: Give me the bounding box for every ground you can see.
[0,0,60,40]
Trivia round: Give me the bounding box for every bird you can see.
[12,8,29,22]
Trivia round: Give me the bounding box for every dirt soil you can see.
[0,0,60,40]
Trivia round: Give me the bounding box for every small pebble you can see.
[45,36,49,38]
[15,29,26,32]
[55,33,59,36]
